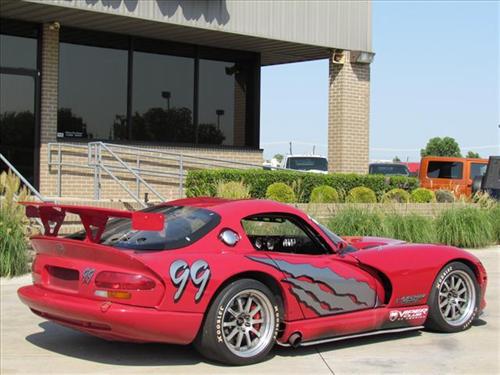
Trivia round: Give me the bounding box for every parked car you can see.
[419,156,488,197]
[402,162,420,177]
[19,198,487,365]
[369,162,410,176]
[472,155,500,199]
[281,155,328,173]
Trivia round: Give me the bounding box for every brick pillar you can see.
[328,52,370,174]
[38,23,59,196]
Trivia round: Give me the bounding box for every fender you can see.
[350,243,484,307]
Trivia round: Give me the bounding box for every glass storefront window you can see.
[0,34,37,69]
[131,51,194,143]
[198,59,247,146]
[56,28,257,147]
[58,43,127,140]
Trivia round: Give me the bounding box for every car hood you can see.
[342,236,406,251]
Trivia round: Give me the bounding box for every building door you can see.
[0,71,38,186]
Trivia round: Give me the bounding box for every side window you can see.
[427,161,463,179]
[470,163,487,179]
[241,215,329,255]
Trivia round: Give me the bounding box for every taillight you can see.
[95,271,156,290]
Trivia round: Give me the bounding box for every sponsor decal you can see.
[397,294,426,305]
[82,267,95,285]
[436,266,453,289]
[247,256,377,316]
[169,260,211,302]
[389,307,428,322]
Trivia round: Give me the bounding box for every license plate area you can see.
[46,266,80,292]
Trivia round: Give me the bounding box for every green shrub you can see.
[346,187,377,203]
[435,207,494,248]
[384,213,435,243]
[215,180,250,199]
[435,189,455,203]
[265,182,296,203]
[327,207,386,237]
[0,171,30,277]
[310,185,339,203]
[185,169,418,202]
[381,188,410,203]
[410,188,436,203]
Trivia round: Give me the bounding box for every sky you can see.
[260,1,500,162]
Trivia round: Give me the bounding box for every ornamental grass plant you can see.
[0,171,31,277]
[434,207,494,248]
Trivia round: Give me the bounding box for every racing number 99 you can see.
[170,260,211,302]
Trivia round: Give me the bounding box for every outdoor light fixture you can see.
[351,51,375,64]
[161,91,171,110]
[216,109,225,130]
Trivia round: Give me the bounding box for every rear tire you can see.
[194,279,280,365]
[425,262,479,333]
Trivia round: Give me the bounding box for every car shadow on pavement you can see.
[26,322,203,366]
[275,330,423,357]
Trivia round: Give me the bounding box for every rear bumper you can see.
[18,285,203,344]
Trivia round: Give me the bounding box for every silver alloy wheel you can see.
[221,289,275,358]
[438,270,476,326]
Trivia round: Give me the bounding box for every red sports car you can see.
[18,198,487,365]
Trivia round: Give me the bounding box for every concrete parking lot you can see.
[1,247,498,375]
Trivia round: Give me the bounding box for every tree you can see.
[466,151,481,158]
[393,156,401,162]
[420,137,461,157]
[273,154,284,163]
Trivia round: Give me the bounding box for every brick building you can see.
[0,0,374,200]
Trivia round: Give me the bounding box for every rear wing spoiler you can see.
[21,202,164,243]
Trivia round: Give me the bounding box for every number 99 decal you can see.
[169,260,211,303]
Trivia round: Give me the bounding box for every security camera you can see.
[49,21,60,31]
[332,49,345,64]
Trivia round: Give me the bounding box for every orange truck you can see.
[419,156,488,197]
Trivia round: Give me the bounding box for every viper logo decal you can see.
[82,268,95,285]
[247,256,376,316]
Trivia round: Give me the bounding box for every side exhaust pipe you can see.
[288,332,302,348]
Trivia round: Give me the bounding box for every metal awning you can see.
[0,0,332,65]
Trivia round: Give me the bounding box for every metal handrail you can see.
[0,153,47,202]
[46,141,298,202]
[95,142,166,202]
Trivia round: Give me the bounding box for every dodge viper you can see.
[18,198,487,365]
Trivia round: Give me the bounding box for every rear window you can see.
[369,164,409,176]
[427,161,463,179]
[286,157,328,171]
[68,206,220,251]
[470,163,487,179]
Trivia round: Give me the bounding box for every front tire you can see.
[426,262,479,333]
[194,279,280,365]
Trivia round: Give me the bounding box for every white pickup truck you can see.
[281,155,328,174]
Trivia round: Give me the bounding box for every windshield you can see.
[369,164,409,176]
[68,205,220,250]
[309,217,343,246]
[287,157,328,171]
